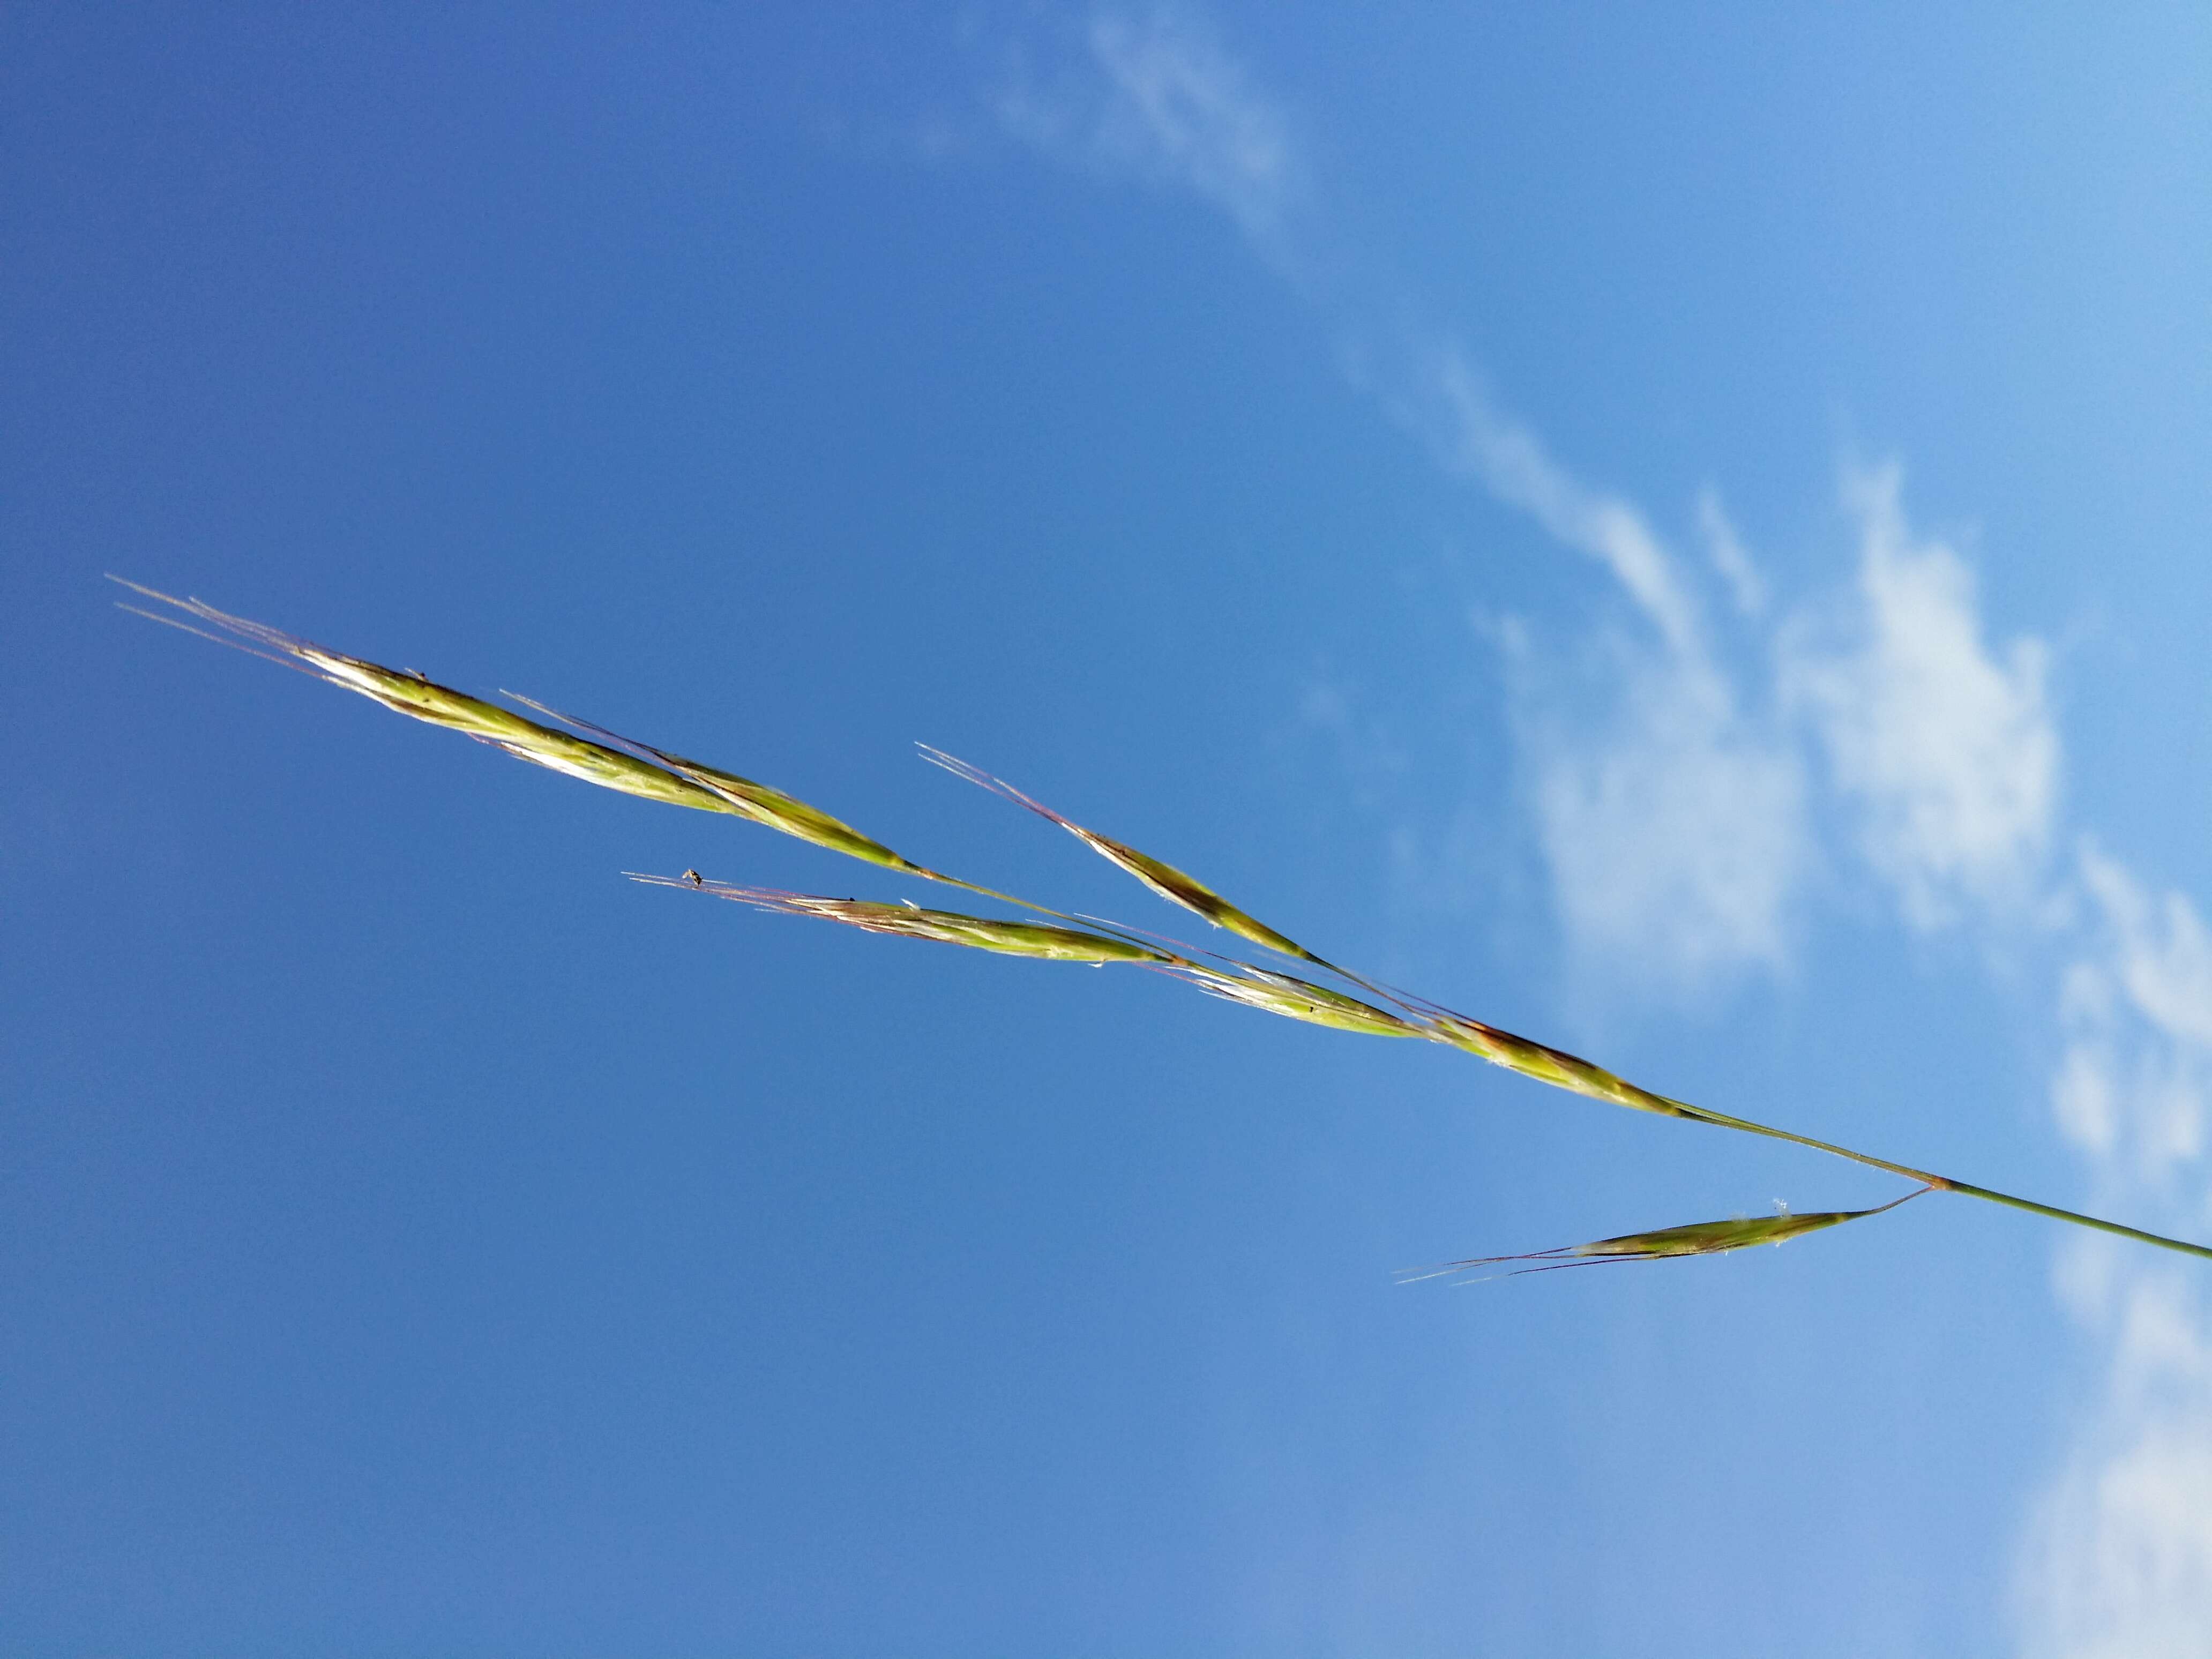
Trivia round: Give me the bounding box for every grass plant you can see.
[123,580,2212,1272]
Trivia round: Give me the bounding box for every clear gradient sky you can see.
[5,5,2211,1654]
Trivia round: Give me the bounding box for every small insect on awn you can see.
[683,869,703,886]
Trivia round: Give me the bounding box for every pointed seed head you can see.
[633,876,1170,964]
[918,746,1318,961]
[1168,965,1424,1040]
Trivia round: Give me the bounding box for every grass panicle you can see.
[130,586,2212,1273]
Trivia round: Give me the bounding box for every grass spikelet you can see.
[1404,1186,1935,1280]
[1165,964,1426,1040]
[1425,1014,1713,1122]
[511,697,923,874]
[117,581,738,812]
[918,746,1326,966]
[117,580,924,869]
[630,875,1170,963]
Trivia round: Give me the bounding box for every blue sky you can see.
[6,4,2211,1653]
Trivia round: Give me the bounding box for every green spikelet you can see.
[1403,1186,1935,1280]
[1426,1014,1713,1122]
[1168,965,1425,1040]
[918,747,1322,963]
[632,876,1170,964]
[117,581,919,865]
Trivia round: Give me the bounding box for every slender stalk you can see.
[1938,1182,2212,1260]
[1664,1099,2212,1261]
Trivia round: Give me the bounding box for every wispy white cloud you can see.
[1500,619,1807,990]
[2081,847,2212,1057]
[2020,1265,2212,1659]
[2050,843,2212,1198]
[1782,465,2060,930]
[2024,849,2212,1654]
[1415,354,1806,990]
[1697,483,1767,619]
[1428,353,1707,661]
[996,9,1299,257]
